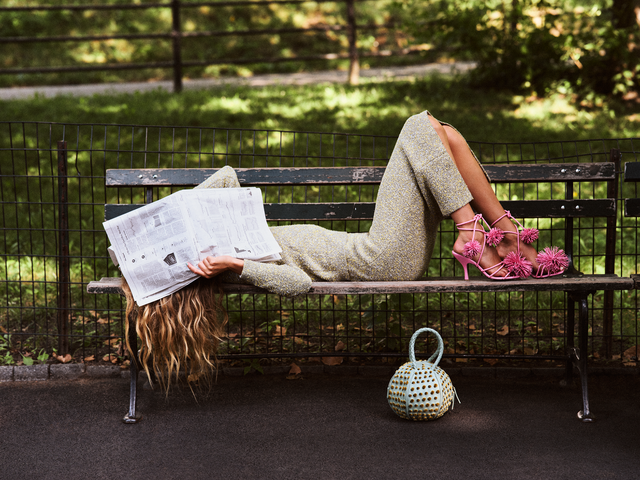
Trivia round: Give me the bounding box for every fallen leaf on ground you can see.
[497,325,509,336]
[484,358,498,365]
[274,325,287,335]
[322,356,343,366]
[524,347,538,356]
[335,341,345,352]
[103,337,119,346]
[97,318,109,325]
[84,355,95,362]
[623,345,640,360]
[455,358,468,363]
[289,363,302,375]
[103,354,118,363]
[55,354,72,363]
[623,362,637,367]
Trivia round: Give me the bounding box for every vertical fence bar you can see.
[171,0,183,93]
[57,140,70,354]
[345,0,359,85]
[603,148,621,357]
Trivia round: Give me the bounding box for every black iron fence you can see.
[1,121,639,368]
[0,0,411,91]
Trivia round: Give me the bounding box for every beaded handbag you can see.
[387,328,459,421]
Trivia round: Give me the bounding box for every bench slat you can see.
[105,202,378,221]
[87,275,634,296]
[625,198,640,217]
[104,198,615,222]
[106,163,614,187]
[624,162,640,181]
[107,167,386,186]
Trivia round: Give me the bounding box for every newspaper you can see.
[103,188,281,306]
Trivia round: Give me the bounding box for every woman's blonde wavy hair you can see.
[122,277,227,394]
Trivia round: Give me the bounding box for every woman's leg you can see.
[194,165,241,190]
[353,111,477,281]
[427,117,539,270]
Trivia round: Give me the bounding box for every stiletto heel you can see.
[488,211,568,278]
[453,214,528,280]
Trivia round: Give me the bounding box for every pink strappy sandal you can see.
[452,214,531,280]
[487,211,568,279]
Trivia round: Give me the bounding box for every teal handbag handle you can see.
[409,328,444,368]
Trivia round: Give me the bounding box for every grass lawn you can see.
[2,74,639,142]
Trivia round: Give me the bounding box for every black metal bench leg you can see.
[571,292,595,422]
[123,314,142,424]
[563,296,575,387]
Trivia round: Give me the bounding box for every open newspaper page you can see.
[103,187,281,306]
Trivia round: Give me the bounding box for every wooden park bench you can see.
[88,151,635,424]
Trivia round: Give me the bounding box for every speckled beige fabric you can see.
[199,111,478,296]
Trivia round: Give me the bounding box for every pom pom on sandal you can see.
[486,228,504,247]
[520,228,539,244]
[463,240,482,259]
[534,247,569,277]
[503,252,533,278]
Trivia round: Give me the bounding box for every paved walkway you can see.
[0,62,476,100]
[1,370,638,479]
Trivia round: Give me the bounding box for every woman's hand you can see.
[187,255,244,278]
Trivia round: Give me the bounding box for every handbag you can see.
[387,328,459,421]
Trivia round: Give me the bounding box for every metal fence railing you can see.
[1,121,638,368]
[0,0,412,91]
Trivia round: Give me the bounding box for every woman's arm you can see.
[187,255,312,297]
[187,255,244,277]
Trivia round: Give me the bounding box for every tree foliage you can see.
[390,0,640,98]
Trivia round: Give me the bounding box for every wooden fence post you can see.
[172,0,183,93]
[346,0,359,85]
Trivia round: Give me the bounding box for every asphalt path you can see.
[1,371,639,479]
[0,62,476,100]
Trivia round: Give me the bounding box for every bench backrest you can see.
[104,153,621,275]
[105,163,617,220]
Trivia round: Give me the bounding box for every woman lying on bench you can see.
[121,110,567,391]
